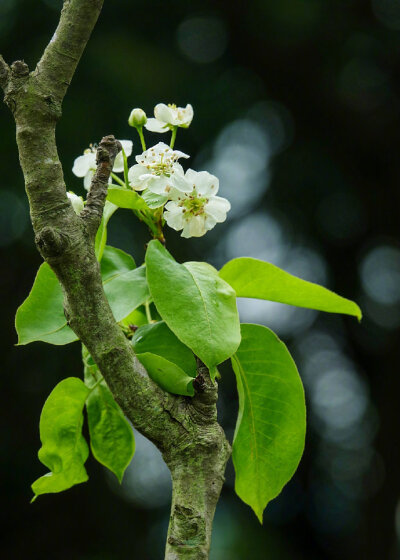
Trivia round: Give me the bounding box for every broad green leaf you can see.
[95,201,118,260]
[104,265,150,322]
[132,321,197,378]
[107,186,149,211]
[16,262,149,345]
[145,241,241,373]
[100,245,136,282]
[231,323,306,523]
[85,379,135,482]
[219,257,361,320]
[31,377,90,500]
[15,263,77,345]
[142,189,168,209]
[83,347,135,482]
[135,352,195,396]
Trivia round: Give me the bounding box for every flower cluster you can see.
[72,103,230,238]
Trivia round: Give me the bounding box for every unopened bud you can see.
[128,108,147,128]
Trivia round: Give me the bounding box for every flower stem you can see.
[170,126,177,149]
[136,126,146,152]
[144,300,153,323]
[111,173,126,187]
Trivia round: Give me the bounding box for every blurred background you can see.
[1,0,400,558]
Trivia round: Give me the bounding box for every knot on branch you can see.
[35,226,70,259]
[11,60,29,78]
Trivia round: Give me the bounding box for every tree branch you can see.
[35,0,104,102]
[81,135,121,237]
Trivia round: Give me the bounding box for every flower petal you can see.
[84,169,95,191]
[171,170,192,193]
[144,118,169,133]
[181,215,206,238]
[72,153,96,178]
[185,169,219,196]
[154,103,174,124]
[205,196,230,222]
[128,164,148,190]
[164,204,185,231]
[145,175,170,195]
[67,191,84,215]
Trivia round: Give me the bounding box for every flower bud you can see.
[128,108,147,128]
[67,191,84,215]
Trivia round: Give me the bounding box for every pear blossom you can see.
[67,191,84,215]
[164,169,230,238]
[145,103,193,133]
[72,140,133,190]
[128,142,191,195]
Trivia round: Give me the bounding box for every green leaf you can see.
[95,201,118,260]
[86,383,135,483]
[231,324,306,523]
[104,265,150,322]
[219,257,362,320]
[135,352,195,396]
[31,377,90,500]
[15,263,77,345]
[145,241,241,373]
[100,245,136,282]
[107,186,149,211]
[141,189,168,209]
[132,321,197,378]
[16,261,149,346]
[119,307,148,328]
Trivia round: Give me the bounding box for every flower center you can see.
[181,193,208,216]
[140,149,179,177]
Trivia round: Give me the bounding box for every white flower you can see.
[72,140,133,190]
[72,146,97,190]
[67,191,84,215]
[145,103,194,133]
[128,142,190,195]
[163,169,230,238]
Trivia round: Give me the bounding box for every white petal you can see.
[84,169,95,191]
[120,140,133,157]
[204,214,217,231]
[67,191,84,215]
[154,103,174,124]
[173,149,190,160]
[205,196,230,222]
[72,153,96,177]
[185,169,219,196]
[171,170,192,193]
[182,215,206,238]
[179,104,194,127]
[128,164,148,190]
[144,118,169,133]
[145,175,170,195]
[113,140,133,172]
[164,205,185,231]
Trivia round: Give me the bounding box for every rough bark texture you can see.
[0,2,231,558]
